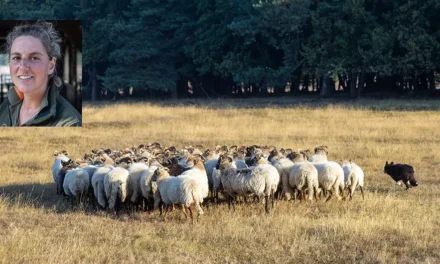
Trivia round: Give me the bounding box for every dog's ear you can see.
[390,162,394,165]
[385,161,388,166]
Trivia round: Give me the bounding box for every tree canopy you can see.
[2,0,439,99]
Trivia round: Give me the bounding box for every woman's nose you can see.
[19,58,30,69]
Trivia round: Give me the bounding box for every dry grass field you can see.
[1,98,439,264]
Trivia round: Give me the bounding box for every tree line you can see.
[1,0,439,100]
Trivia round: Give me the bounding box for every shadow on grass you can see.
[83,96,440,111]
[0,183,95,214]
[0,183,157,220]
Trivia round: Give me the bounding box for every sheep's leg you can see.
[76,194,81,208]
[163,204,170,222]
[339,186,345,201]
[181,204,189,220]
[313,187,319,202]
[359,186,365,200]
[325,190,333,202]
[264,195,270,214]
[159,200,163,217]
[188,204,195,224]
[271,191,275,209]
[349,186,355,201]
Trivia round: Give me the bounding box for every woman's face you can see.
[9,36,56,95]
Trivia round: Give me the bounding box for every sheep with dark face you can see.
[52,150,72,194]
[384,161,418,190]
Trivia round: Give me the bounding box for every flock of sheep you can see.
[52,143,416,222]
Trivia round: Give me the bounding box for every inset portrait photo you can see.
[0,20,82,127]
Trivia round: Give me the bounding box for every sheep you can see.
[63,168,90,206]
[209,156,247,201]
[269,149,294,200]
[308,145,329,163]
[249,153,280,206]
[341,160,365,200]
[91,166,114,208]
[104,167,130,215]
[287,151,319,202]
[383,161,418,190]
[56,159,75,195]
[215,154,273,214]
[179,155,209,200]
[313,161,345,201]
[127,162,149,207]
[140,165,160,211]
[151,167,204,223]
[52,150,71,194]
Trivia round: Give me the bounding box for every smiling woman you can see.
[0,21,81,127]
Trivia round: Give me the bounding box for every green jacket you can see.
[0,84,82,127]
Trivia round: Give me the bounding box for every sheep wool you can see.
[341,160,365,199]
[104,167,129,210]
[63,168,90,198]
[313,161,345,201]
[91,166,113,208]
[127,162,149,203]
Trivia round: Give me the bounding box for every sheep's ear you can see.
[349,159,352,163]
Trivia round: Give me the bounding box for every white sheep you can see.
[179,155,209,200]
[91,166,113,208]
[313,161,345,201]
[287,151,319,202]
[250,153,280,204]
[63,168,90,205]
[127,162,149,205]
[152,167,204,223]
[140,165,160,211]
[52,150,71,194]
[206,156,246,200]
[104,167,129,213]
[341,160,365,200]
[308,145,329,163]
[215,155,273,214]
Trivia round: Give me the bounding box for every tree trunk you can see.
[338,74,346,91]
[170,85,178,99]
[358,71,365,97]
[350,72,357,98]
[303,74,310,92]
[91,63,97,102]
[428,71,436,90]
[320,75,333,98]
[420,73,428,91]
[412,74,418,91]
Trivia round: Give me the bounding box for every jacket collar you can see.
[7,83,58,126]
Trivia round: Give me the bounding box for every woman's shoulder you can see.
[0,98,12,126]
[55,95,82,127]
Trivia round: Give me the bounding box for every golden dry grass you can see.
[1,98,440,264]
